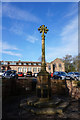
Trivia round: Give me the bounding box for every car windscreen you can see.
[53,72,59,75]
[27,72,32,75]
[6,71,12,75]
[18,72,22,74]
[74,72,80,75]
[60,72,67,75]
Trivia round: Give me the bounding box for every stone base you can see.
[20,96,70,115]
[36,70,51,100]
[51,79,69,96]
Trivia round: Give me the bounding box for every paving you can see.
[2,94,80,120]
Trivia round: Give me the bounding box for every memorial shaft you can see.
[38,25,48,71]
[42,35,46,71]
[37,25,51,100]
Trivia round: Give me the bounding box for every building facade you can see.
[0,58,65,74]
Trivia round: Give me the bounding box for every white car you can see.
[0,70,5,76]
[0,72,3,76]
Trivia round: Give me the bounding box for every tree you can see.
[63,54,73,73]
[72,56,78,72]
[63,54,80,72]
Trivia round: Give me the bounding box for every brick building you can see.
[0,58,65,74]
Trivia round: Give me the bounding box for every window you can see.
[28,63,31,65]
[2,62,8,65]
[10,62,16,65]
[33,63,36,65]
[1,62,3,65]
[0,67,1,72]
[59,63,62,67]
[38,68,41,72]
[18,67,22,72]
[48,65,51,70]
[28,67,32,72]
[23,67,27,72]
[24,63,26,65]
[33,68,37,72]
[38,63,41,66]
[19,63,21,65]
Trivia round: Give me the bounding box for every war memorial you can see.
[2,25,80,120]
[19,25,78,116]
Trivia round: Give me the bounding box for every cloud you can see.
[10,22,24,35]
[26,35,38,43]
[0,41,22,57]
[46,16,78,61]
[2,50,21,57]
[64,3,78,18]
[61,17,78,43]
[2,3,41,23]
[46,9,54,17]
[2,41,19,50]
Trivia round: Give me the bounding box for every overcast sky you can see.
[1,2,78,62]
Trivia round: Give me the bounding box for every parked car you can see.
[65,74,74,80]
[26,71,32,77]
[51,73,53,77]
[34,73,38,77]
[53,71,68,80]
[0,70,5,76]
[18,72,24,77]
[2,70,18,79]
[68,72,80,81]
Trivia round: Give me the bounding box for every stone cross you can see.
[38,25,49,71]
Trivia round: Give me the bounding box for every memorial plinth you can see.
[36,25,51,101]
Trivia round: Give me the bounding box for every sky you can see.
[1,2,78,62]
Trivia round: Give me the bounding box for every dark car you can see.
[2,70,18,79]
[53,71,68,80]
[26,71,32,77]
[68,72,80,81]
[18,72,24,77]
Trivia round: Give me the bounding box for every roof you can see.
[50,58,64,63]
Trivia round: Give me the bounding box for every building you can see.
[0,58,65,74]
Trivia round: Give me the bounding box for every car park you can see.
[53,71,68,80]
[18,72,24,77]
[68,72,80,81]
[26,71,32,77]
[2,70,18,79]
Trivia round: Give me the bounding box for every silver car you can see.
[2,70,18,79]
[68,72,80,81]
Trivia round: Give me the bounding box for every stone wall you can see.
[66,80,80,100]
[51,79,69,96]
[2,78,80,100]
[51,79,80,100]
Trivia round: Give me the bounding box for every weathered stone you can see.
[51,79,69,95]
